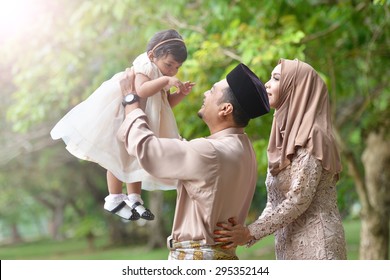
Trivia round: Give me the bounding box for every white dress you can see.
[50,53,179,190]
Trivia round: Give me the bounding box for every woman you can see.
[214,59,347,260]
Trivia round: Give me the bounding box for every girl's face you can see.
[150,53,182,77]
[265,64,281,109]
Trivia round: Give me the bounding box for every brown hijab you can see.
[267,58,342,176]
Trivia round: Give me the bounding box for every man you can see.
[117,63,270,260]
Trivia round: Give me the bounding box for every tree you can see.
[295,1,390,259]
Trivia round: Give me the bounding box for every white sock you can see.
[127,193,143,204]
[105,193,126,203]
[127,194,146,215]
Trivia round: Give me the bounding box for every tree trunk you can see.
[86,231,95,251]
[107,218,135,245]
[48,203,65,241]
[11,223,23,244]
[359,211,389,259]
[360,130,390,259]
[147,190,166,249]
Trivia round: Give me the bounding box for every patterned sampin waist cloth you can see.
[167,238,238,260]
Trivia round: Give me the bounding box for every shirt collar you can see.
[207,127,244,139]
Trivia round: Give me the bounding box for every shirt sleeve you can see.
[133,53,155,80]
[247,149,322,247]
[117,109,217,181]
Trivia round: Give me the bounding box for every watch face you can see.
[125,94,135,102]
[122,93,138,106]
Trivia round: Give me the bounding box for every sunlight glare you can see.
[0,0,37,39]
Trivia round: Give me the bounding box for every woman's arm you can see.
[246,149,322,245]
[214,149,323,248]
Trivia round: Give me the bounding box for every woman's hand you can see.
[214,217,254,249]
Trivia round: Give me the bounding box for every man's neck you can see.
[209,123,244,135]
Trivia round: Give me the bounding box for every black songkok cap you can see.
[226,63,270,118]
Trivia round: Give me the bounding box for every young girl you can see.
[51,29,194,221]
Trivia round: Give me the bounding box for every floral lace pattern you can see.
[248,148,347,259]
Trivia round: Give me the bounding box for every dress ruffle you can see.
[51,53,179,190]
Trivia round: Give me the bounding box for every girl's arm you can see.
[135,74,185,99]
[135,74,168,98]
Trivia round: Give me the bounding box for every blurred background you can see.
[0,0,389,260]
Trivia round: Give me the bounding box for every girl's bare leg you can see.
[104,171,139,220]
[107,170,124,194]
[126,181,142,196]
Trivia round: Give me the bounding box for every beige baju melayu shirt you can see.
[117,109,257,248]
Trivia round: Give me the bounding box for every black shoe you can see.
[129,208,141,221]
[104,199,139,221]
[132,201,155,221]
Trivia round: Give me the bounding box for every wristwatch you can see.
[122,93,139,106]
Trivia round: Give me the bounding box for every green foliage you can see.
[63,214,106,239]
[0,166,48,232]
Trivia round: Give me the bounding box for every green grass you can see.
[0,219,362,260]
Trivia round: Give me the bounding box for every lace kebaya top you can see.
[248,148,347,260]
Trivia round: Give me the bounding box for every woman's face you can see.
[265,64,281,109]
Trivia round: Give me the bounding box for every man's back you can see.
[170,127,257,247]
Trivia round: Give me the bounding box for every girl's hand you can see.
[166,77,184,90]
[166,77,195,96]
[178,81,196,96]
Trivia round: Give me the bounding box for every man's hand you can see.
[120,67,140,113]
[120,67,136,96]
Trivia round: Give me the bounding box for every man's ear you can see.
[219,103,234,117]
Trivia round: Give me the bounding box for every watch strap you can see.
[122,93,139,106]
